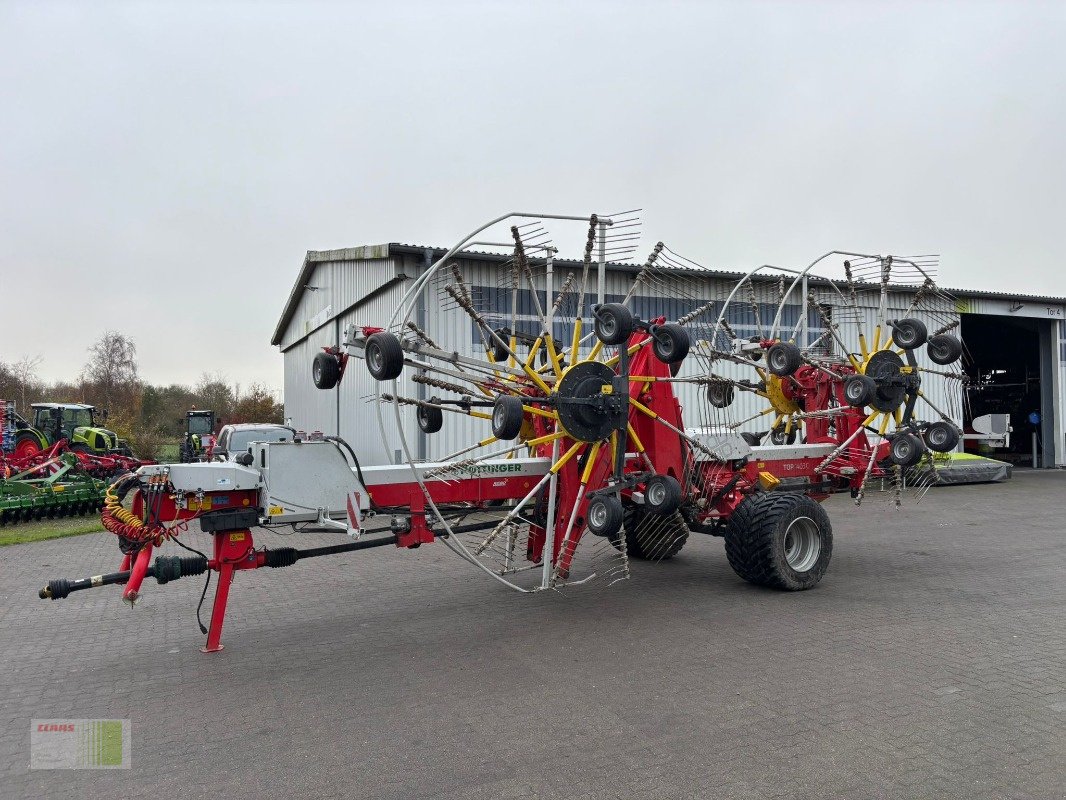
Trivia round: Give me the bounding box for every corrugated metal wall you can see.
[281,252,1056,466]
[279,250,398,351]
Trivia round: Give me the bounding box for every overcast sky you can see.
[2,1,1064,391]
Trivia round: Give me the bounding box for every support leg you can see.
[201,561,234,654]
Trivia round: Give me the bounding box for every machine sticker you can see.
[458,463,525,476]
[216,478,231,487]
[229,532,246,542]
[268,505,284,516]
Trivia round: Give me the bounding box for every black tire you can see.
[365,332,404,381]
[843,374,876,407]
[312,351,340,390]
[767,342,803,377]
[416,397,443,434]
[707,380,735,408]
[927,333,963,365]
[620,507,688,560]
[643,475,681,515]
[70,444,92,455]
[491,395,525,440]
[768,425,797,446]
[593,303,635,345]
[488,329,510,363]
[650,323,690,365]
[587,494,624,538]
[924,421,960,453]
[741,432,761,446]
[889,432,926,467]
[891,318,928,350]
[723,492,832,590]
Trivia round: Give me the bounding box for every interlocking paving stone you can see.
[2,471,1065,799]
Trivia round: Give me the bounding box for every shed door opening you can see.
[961,313,1055,467]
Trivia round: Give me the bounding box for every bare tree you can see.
[194,372,235,421]
[11,355,43,411]
[81,332,140,413]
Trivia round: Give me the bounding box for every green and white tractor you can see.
[12,403,133,458]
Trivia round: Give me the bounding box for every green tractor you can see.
[179,409,217,462]
[12,403,133,459]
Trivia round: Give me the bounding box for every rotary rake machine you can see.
[36,211,965,653]
[691,251,966,506]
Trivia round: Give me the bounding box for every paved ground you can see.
[2,471,1065,799]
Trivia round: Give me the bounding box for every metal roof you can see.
[31,402,95,410]
[272,242,1066,346]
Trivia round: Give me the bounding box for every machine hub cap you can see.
[783,516,821,573]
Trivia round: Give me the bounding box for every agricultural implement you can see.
[1,448,108,525]
[36,210,965,652]
[3,402,148,525]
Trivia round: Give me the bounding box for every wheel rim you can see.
[894,437,913,460]
[647,481,666,506]
[15,439,40,457]
[313,362,322,382]
[493,404,505,428]
[770,350,785,371]
[783,516,821,573]
[368,345,382,373]
[656,332,673,359]
[929,428,947,447]
[589,502,607,529]
[599,315,616,338]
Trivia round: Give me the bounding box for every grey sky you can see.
[2,1,1064,391]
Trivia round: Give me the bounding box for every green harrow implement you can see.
[0,455,107,526]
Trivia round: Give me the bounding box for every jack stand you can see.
[200,528,257,654]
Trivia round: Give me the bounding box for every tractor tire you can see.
[70,444,91,455]
[924,421,960,453]
[723,492,832,590]
[587,494,624,538]
[767,342,803,377]
[491,395,525,440]
[621,507,688,560]
[14,432,42,459]
[593,303,635,346]
[889,432,926,467]
[650,323,690,365]
[365,332,405,381]
[313,351,341,389]
[927,334,963,365]
[643,474,682,515]
[706,380,735,408]
[891,318,928,350]
[843,374,876,407]
[417,397,444,434]
[488,329,510,363]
